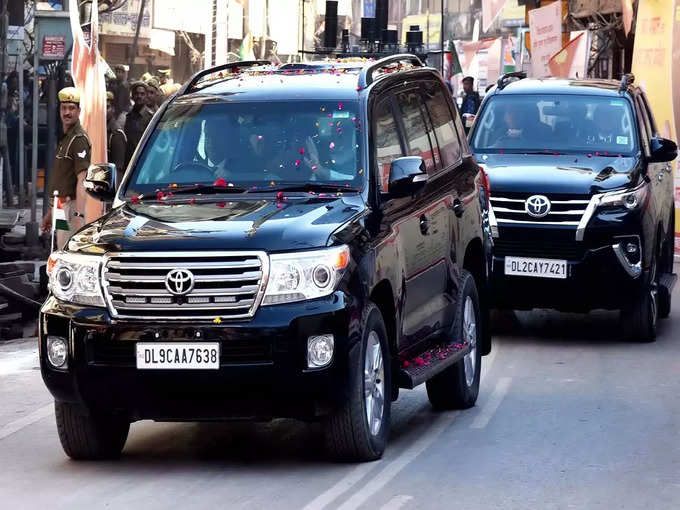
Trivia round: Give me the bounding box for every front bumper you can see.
[39,293,353,421]
[490,225,646,311]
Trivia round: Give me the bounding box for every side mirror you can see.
[386,156,428,198]
[650,137,678,163]
[84,163,116,201]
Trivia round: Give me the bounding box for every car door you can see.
[633,93,663,248]
[640,92,673,237]
[391,86,452,346]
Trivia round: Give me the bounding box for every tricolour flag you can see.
[548,33,585,78]
[53,197,69,232]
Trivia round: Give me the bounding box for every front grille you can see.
[88,339,275,366]
[494,237,587,260]
[102,251,268,320]
[490,192,592,227]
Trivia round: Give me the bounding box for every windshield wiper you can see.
[159,184,249,195]
[260,183,360,193]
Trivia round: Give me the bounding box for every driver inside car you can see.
[202,115,240,179]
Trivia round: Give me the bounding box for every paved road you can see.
[2,288,680,509]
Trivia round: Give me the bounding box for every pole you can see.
[45,75,56,219]
[128,0,147,74]
[27,45,39,245]
[301,0,305,56]
[441,0,445,74]
[0,0,7,81]
[17,44,23,204]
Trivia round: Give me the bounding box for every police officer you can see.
[112,64,131,124]
[106,91,127,185]
[124,81,153,166]
[41,87,91,248]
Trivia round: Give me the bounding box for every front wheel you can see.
[55,402,129,460]
[622,260,657,343]
[426,271,482,410]
[324,302,392,462]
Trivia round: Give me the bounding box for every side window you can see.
[422,81,462,169]
[395,89,437,174]
[633,96,652,157]
[374,96,404,192]
[640,92,659,135]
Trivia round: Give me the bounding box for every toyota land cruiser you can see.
[469,74,677,342]
[40,56,492,462]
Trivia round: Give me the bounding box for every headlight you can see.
[46,251,105,306]
[600,183,649,210]
[263,245,350,305]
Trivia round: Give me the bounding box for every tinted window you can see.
[471,95,638,155]
[374,97,403,192]
[125,100,363,195]
[634,96,652,157]
[423,81,462,169]
[395,89,436,172]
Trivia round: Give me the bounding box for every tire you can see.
[324,302,391,462]
[426,271,482,410]
[621,258,657,343]
[658,216,675,319]
[55,401,129,460]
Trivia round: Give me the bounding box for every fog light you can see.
[46,336,68,369]
[623,193,638,209]
[307,334,334,368]
[626,242,638,254]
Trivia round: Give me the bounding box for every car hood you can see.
[475,153,643,195]
[67,195,366,255]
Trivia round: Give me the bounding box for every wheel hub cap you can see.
[364,331,385,436]
[462,296,477,387]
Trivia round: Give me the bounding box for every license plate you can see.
[504,257,567,279]
[136,343,220,369]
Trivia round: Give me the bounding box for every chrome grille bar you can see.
[102,251,269,320]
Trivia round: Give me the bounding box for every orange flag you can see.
[621,0,634,36]
[548,33,585,78]
[69,0,106,222]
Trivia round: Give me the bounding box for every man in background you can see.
[112,64,131,124]
[460,76,481,133]
[124,82,153,166]
[106,91,127,185]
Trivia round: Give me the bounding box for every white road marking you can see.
[0,404,54,441]
[470,377,512,429]
[336,412,459,510]
[481,343,499,381]
[305,343,503,510]
[301,462,379,510]
[379,495,413,510]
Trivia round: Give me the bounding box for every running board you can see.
[397,342,470,389]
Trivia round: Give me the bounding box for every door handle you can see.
[419,215,430,235]
[452,199,465,218]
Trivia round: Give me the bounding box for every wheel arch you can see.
[462,237,491,356]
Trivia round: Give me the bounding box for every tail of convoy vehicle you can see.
[469,73,677,342]
[40,56,492,462]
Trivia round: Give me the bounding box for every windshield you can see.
[123,100,363,195]
[470,94,639,155]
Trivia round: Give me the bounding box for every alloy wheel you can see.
[364,331,385,436]
[462,296,477,387]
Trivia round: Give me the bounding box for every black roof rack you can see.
[619,73,635,92]
[357,54,423,89]
[178,60,271,95]
[496,71,526,91]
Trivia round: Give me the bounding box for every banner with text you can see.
[528,2,562,77]
[632,0,680,248]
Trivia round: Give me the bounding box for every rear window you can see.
[470,94,639,155]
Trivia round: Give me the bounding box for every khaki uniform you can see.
[48,121,91,248]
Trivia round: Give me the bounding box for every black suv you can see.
[40,56,491,461]
[469,74,677,342]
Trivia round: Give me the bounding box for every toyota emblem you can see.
[165,268,195,296]
[525,195,551,218]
